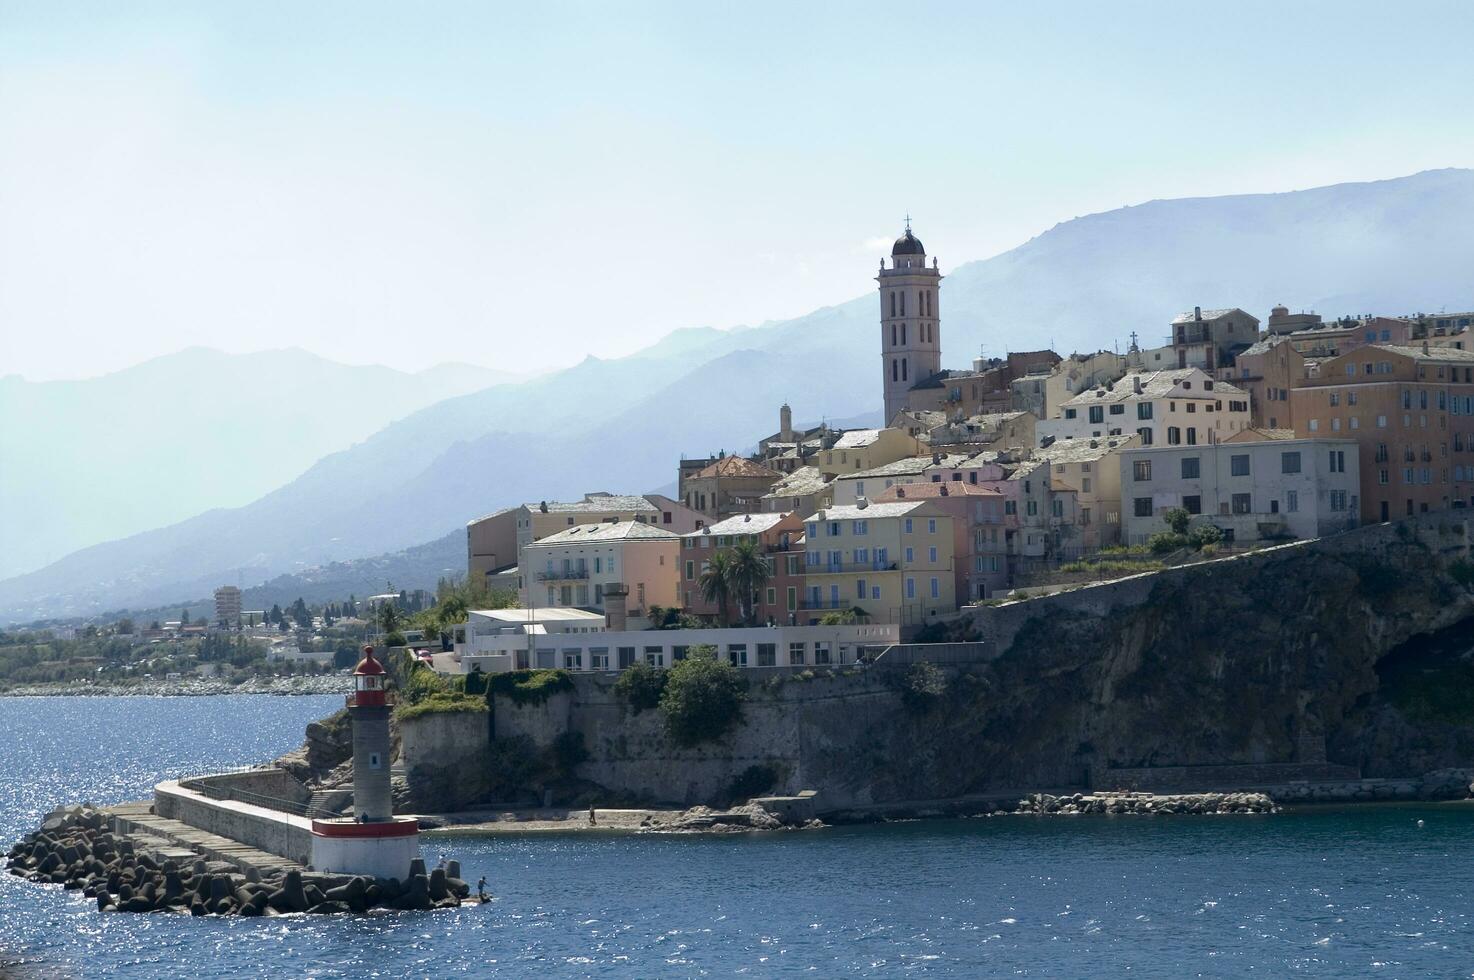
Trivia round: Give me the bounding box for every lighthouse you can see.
[309,645,421,877]
[349,645,393,820]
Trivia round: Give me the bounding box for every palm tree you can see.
[726,539,773,626]
[699,551,735,626]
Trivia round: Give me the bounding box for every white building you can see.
[1036,368,1251,449]
[447,621,900,674]
[1120,437,1361,545]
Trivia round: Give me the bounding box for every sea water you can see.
[2,695,1471,977]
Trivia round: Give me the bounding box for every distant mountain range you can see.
[0,348,523,578]
[5,168,1472,624]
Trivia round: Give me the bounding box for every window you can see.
[685,560,694,581]
[1330,450,1346,473]
[904,518,913,533]
[788,642,805,665]
[1137,402,1154,420]
[1232,493,1252,514]
[1026,500,1038,516]
[1167,426,1182,445]
[1230,454,1251,477]
[1183,494,1201,515]
[927,518,937,533]
[1065,408,1078,420]
[1286,490,1299,513]
[1004,500,1017,515]
[1133,460,1153,482]
[1308,419,1319,432]
[1281,452,1301,474]
[905,578,916,599]
[1137,428,1153,446]
[1082,477,1092,492]
[856,578,867,599]
[928,546,937,563]
[1133,497,1153,517]
[930,577,940,599]
[756,643,776,667]
[905,547,914,563]
[1109,404,1124,415]
[854,519,868,535]
[1377,415,1388,429]
[1089,406,1104,424]
[1181,458,1200,479]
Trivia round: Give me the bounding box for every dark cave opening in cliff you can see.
[1374,617,1474,726]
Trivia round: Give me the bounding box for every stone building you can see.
[680,455,784,520]
[878,221,943,422]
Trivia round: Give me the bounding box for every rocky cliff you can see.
[372,515,1474,812]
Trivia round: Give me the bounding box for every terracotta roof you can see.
[692,456,783,480]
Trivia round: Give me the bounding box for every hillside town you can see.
[425,223,1474,675]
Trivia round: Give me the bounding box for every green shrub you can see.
[396,659,451,705]
[396,692,488,722]
[384,630,407,648]
[723,763,780,805]
[488,669,575,705]
[463,670,489,696]
[659,649,745,746]
[901,660,947,712]
[1188,524,1223,549]
[613,661,666,713]
[1147,531,1191,554]
[1162,507,1191,535]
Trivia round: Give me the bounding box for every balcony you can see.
[806,560,900,574]
[536,568,590,582]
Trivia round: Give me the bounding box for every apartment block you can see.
[679,512,806,624]
[1037,368,1251,448]
[521,520,681,616]
[801,500,956,625]
[1120,437,1361,545]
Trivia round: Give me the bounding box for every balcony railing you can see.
[805,560,900,574]
[536,568,590,581]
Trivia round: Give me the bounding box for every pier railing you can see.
[179,771,340,821]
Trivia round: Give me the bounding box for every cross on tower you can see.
[904,213,912,232]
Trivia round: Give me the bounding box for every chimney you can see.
[939,483,949,496]
[1194,306,1202,321]
[1133,376,1143,395]
[1423,340,1431,354]
[896,486,906,498]
[856,497,869,509]
[932,452,942,465]
[604,584,629,632]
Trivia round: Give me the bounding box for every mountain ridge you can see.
[5,168,1473,623]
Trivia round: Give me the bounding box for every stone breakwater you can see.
[6,806,470,915]
[1011,791,1278,815]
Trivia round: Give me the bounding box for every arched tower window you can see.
[902,359,909,382]
[892,359,899,382]
[890,293,896,318]
[900,292,906,317]
[901,324,907,345]
[891,324,897,346]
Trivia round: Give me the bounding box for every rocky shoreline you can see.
[0,676,348,698]
[6,805,472,915]
[1008,791,1277,816]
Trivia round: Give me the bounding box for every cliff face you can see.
[877,520,1474,798]
[397,515,1474,810]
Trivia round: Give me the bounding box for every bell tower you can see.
[878,217,943,422]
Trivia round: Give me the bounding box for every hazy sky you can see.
[3,1,1472,382]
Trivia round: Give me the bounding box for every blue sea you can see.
[2,695,1472,977]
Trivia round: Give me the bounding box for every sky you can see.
[2,1,1472,382]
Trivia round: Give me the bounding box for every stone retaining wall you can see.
[1094,762,1360,793]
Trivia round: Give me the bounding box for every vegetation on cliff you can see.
[482,668,574,705]
[659,647,746,746]
[396,692,488,722]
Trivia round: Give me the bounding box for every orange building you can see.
[1289,344,1474,523]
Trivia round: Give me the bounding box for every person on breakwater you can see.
[478,876,488,902]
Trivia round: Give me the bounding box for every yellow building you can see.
[812,427,928,477]
[801,500,956,626]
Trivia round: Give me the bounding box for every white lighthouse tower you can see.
[878,219,943,422]
[309,645,421,877]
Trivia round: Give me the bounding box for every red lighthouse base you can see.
[310,816,421,878]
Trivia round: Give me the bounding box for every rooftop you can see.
[687,512,793,537]
[831,428,885,449]
[1060,369,1247,406]
[843,454,967,480]
[814,501,929,521]
[528,520,681,545]
[1377,344,1474,364]
[1032,434,1140,464]
[469,607,607,624]
[876,482,1001,500]
[1171,308,1250,324]
[529,494,657,514]
[762,466,830,498]
[692,456,783,480]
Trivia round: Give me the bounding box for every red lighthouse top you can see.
[348,645,391,707]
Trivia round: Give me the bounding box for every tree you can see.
[179,609,189,627]
[1162,507,1191,536]
[377,601,403,635]
[613,660,666,713]
[699,552,735,625]
[115,618,135,635]
[659,645,745,745]
[268,603,283,627]
[725,539,772,625]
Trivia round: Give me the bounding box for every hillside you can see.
[0,348,521,577]
[4,169,1472,623]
